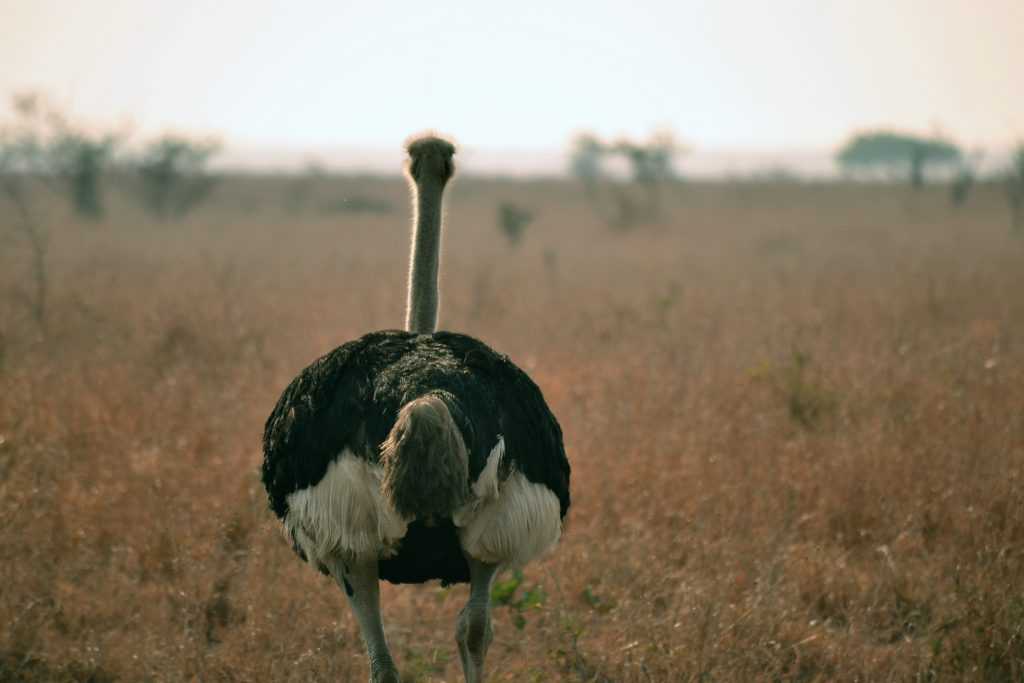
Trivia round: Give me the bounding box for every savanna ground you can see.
[1,174,1023,682]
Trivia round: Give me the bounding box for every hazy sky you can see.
[2,0,1021,152]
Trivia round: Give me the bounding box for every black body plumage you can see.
[261,330,570,585]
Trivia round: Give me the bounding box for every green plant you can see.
[753,349,837,429]
[497,202,533,246]
[491,570,547,630]
[784,350,836,428]
[580,586,616,614]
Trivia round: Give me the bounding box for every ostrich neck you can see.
[405,177,445,333]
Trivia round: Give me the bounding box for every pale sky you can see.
[1,0,1021,154]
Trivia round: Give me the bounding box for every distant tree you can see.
[950,149,985,208]
[632,129,681,182]
[0,94,51,327]
[614,130,682,220]
[571,129,685,230]
[837,131,961,188]
[568,133,606,196]
[949,168,973,207]
[49,131,118,219]
[0,92,120,221]
[1006,144,1024,234]
[136,135,220,219]
[0,94,47,172]
[1,92,123,219]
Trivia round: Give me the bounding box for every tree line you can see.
[567,127,1024,233]
[0,93,219,222]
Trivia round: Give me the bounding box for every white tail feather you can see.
[285,450,408,566]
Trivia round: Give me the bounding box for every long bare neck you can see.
[405,176,446,333]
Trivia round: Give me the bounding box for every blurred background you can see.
[1,2,1023,682]
[2,0,1022,177]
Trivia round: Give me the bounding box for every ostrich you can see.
[261,135,571,683]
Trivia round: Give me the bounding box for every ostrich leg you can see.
[456,558,499,683]
[328,558,400,683]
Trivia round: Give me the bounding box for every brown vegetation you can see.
[1,177,1022,681]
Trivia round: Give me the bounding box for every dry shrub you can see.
[1,178,1022,681]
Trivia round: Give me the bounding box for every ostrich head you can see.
[406,134,455,185]
[403,133,456,334]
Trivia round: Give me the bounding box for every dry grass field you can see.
[1,176,1023,682]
